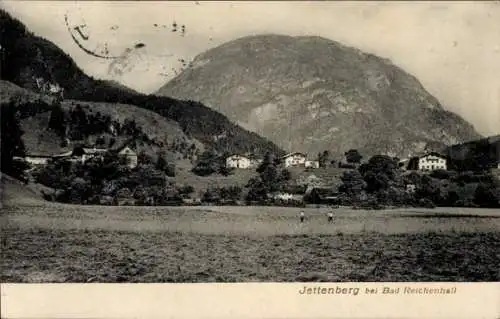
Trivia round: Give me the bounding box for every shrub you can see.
[474,183,500,208]
[430,169,451,180]
[178,185,195,198]
[418,198,436,209]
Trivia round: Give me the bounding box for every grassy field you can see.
[2,199,499,282]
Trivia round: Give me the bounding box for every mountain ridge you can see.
[157,34,481,159]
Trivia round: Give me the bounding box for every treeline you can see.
[0,100,28,178]
[48,101,200,160]
[335,155,500,209]
[0,9,283,158]
[446,136,500,171]
[34,152,183,205]
[316,149,363,168]
[188,151,500,209]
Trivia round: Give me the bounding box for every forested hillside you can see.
[0,9,283,157]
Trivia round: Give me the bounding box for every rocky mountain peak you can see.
[157,34,480,159]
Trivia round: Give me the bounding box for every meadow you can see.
[1,201,499,283]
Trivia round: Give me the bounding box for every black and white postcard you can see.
[1,1,499,318]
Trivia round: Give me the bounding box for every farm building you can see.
[417,152,447,171]
[23,154,52,166]
[70,146,108,163]
[117,146,138,169]
[407,152,447,171]
[226,155,253,169]
[305,160,320,169]
[269,192,303,201]
[282,152,307,168]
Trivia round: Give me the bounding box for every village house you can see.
[250,158,263,168]
[225,154,262,169]
[416,152,448,171]
[282,152,307,168]
[269,192,303,202]
[305,160,320,169]
[117,145,138,169]
[226,154,252,169]
[67,146,108,163]
[23,154,53,166]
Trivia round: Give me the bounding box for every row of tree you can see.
[34,151,179,205]
[317,149,363,168]
[336,155,500,208]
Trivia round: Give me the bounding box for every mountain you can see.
[0,10,283,158]
[157,34,481,159]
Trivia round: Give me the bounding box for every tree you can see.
[0,101,26,177]
[345,149,363,164]
[178,185,195,198]
[137,151,152,165]
[67,177,92,204]
[95,135,106,147]
[256,152,276,174]
[318,150,330,168]
[191,149,226,176]
[245,178,268,202]
[69,104,89,139]
[48,101,67,138]
[474,182,500,208]
[220,186,242,201]
[246,152,290,202]
[415,175,443,205]
[359,155,399,193]
[155,152,175,177]
[156,152,168,171]
[108,137,116,148]
[339,170,366,195]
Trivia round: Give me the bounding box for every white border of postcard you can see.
[1,283,499,319]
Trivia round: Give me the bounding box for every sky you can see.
[2,1,499,136]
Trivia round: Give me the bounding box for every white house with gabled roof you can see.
[226,154,252,169]
[281,152,307,168]
[417,152,447,171]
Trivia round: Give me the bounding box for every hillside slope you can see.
[1,80,203,166]
[0,173,51,207]
[158,34,481,158]
[447,134,500,171]
[0,10,283,157]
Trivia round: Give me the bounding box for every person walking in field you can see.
[300,211,305,223]
[327,211,334,223]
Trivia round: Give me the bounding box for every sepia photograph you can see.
[1,0,499,289]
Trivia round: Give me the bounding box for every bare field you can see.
[1,204,500,282]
